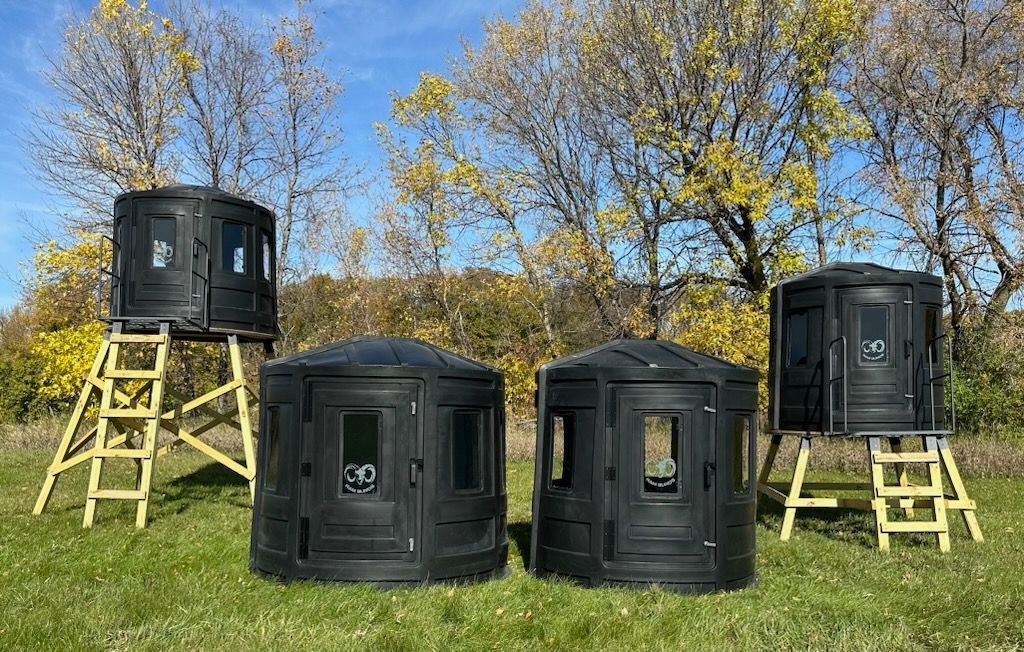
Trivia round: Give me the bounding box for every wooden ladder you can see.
[82,322,172,528]
[868,436,949,552]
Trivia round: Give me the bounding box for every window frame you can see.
[641,412,682,497]
[731,412,754,497]
[149,216,179,270]
[220,220,250,276]
[786,310,809,368]
[264,406,281,493]
[451,409,484,494]
[338,410,383,498]
[857,304,892,367]
[548,412,575,492]
[261,229,273,282]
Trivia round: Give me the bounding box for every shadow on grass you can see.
[161,461,251,514]
[508,521,532,568]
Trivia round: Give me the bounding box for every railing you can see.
[927,332,956,432]
[827,336,848,434]
[97,234,121,320]
[189,236,210,329]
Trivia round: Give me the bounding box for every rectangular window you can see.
[261,231,272,281]
[222,222,247,274]
[925,306,941,364]
[265,406,280,492]
[151,217,177,268]
[340,413,379,495]
[859,305,890,365]
[786,311,808,367]
[452,410,482,492]
[732,414,751,494]
[643,415,680,494]
[550,413,574,490]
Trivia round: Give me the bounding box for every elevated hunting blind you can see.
[33,186,277,528]
[759,262,983,551]
[250,336,509,585]
[529,340,758,594]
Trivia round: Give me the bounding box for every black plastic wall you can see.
[109,185,277,341]
[529,340,759,594]
[250,336,508,585]
[769,263,947,434]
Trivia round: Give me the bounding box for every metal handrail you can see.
[927,332,956,432]
[97,234,121,320]
[189,236,210,328]
[827,336,848,434]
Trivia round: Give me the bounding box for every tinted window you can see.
[550,414,574,490]
[341,413,379,495]
[222,222,247,274]
[787,311,808,367]
[732,414,751,494]
[265,406,280,492]
[643,415,680,494]
[151,217,177,268]
[452,411,482,491]
[262,231,272,281]
[859,305,889,364]
[925,307,941,363]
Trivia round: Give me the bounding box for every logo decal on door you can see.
[644,457,677,489]
[343,463,377,494]
[861,339,886,361]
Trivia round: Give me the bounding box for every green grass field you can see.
[1,451,1022,651]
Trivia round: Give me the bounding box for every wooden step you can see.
[88,489,147,501]
[872,452,940,464]
[108,333,168,344]
[100,408,158,419]
[881,521,948,533]
[93,449,152,459]
[104,369,163,380]
[876,485,943,497]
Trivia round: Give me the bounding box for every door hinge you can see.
[603,520,615,559]
[703,406,717,414]
[411,401,416,415]
[703,540,717,548]
[409,537,415,552]
[298,517,309,559]
[300,461,312,477]
[604,466,617,481]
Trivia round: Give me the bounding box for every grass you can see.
[1,450,1023,651]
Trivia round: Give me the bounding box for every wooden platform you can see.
[32,322,259,528]
[758,432,983,551]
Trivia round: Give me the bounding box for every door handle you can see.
[409,458,423,486]
[703,462,715,490]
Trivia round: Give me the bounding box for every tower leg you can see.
[867,437,890,552]
[84,331,123,528]
[229,335,258,503]
[780,436,811,541]
[936,436,984,543]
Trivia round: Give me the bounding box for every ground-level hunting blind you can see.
[760,263,983,551]
[33,186,277,528]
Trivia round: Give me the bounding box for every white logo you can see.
[343,463,377,494]
[644,457,678,488]
[861,339,886,361]
[152,241,174,267]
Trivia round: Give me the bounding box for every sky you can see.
[0,0,523,309]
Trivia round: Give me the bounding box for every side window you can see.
[859,305,890,365]
[643,415,680,494]
[151,217,177,269]
[222,222,248,274]
[452,410,482,492]
[264,406,280,492]
[732,414,752,495]
[549,413,575,490]
[925,306,941,363]
[261,231,272,281]
[340,412,379,495]
[786,310,808,367]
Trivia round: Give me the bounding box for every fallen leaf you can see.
[620,607,628,616]
[495,607,505,616]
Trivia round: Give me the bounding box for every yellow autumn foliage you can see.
[31,322,105,411]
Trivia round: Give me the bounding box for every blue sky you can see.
[0,0,523,309]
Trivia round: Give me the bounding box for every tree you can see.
[26,0,197,225]
[849,0,1024,353]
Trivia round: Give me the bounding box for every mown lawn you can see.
[0,450,1022,651]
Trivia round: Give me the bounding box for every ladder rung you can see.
[104,369,163,379]
[94,449,152,459]
[877,485,943,497]
[872,452,940,463]
[88,489,147,501]
[109,334,168,344]
[881,521,948,533]
[100,408,158,419]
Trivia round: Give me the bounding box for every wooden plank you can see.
[100,408,158,419]
[937,437,985,543]
[88,489,147,501]
[758,483,788,504]
[135,323,170,528]
[229,334,259,503]
[881,521,948,533]
[889,438,916,519]
[104,369,163,379]
[84,325,123,528]
[108,333,168,343]
[876,485,943,497]
[872,452,939,463]
[93,448,152,459]
[780,437,811,541]
[766,481,872,491]
[867,437,890,552]
[923,435,951,552]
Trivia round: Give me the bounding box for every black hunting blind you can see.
[760,262,983,551]
[250,336,509,585]
[529,340,759,593]
[34,185,278,528]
